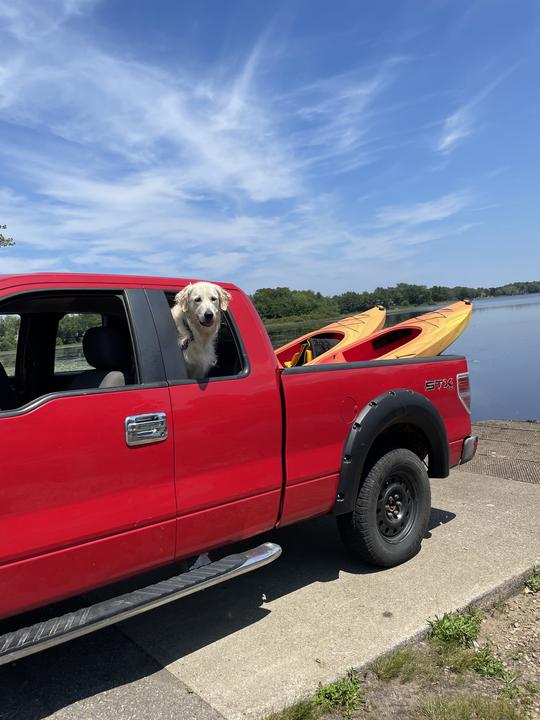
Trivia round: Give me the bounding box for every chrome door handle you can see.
[125,412,168,446]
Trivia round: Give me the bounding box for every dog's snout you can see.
[204,311,214,321]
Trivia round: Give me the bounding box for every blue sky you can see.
[0,0,539,294]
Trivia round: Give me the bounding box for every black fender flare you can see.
[333,389,449,515]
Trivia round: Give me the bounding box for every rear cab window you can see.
[165,291,247,379]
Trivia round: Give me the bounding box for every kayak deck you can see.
[318,301,472,364]
[275,306,386,367]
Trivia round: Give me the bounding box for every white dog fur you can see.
[171,281,232,378]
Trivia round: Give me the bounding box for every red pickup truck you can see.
[0,273,476,664]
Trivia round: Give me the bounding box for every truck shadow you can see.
[425,506,457,536]
[0,508,454,719]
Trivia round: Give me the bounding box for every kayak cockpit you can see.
[340,327,422,362]
[277,333,342,367]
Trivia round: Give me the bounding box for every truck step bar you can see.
[0,542,281,666]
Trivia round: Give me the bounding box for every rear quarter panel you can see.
[279,356,471,525]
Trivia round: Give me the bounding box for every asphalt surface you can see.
[1,421,539,720]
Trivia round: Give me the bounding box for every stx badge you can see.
[425,378,454,391]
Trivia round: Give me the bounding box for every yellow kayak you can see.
[317,300,472,364]
[275,306,386,367]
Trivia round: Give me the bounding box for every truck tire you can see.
[337,448,431,568]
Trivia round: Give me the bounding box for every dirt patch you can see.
[268,584,539,720]
[352,587,539,719]
[478,590,540,699]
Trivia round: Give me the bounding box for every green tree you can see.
[252,280,540,321]
[0,315,20,351]
[0,224,15,247]
[335,291,372,314]
[430,285,453,302]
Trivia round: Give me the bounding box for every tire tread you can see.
[338,448,431,568]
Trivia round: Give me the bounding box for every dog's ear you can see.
[175,284,193,313]
[217,286,232,311]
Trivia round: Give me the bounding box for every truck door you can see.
[146,288,283,560]
[0,286,176,619]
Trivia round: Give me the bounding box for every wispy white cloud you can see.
[436,108,473,154]
[376,191,473,227]
[0,2,484,292]
[287,59,404,172]
[435,66,518,155]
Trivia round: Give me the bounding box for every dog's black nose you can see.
[204,311,214,321]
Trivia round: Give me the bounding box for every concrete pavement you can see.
[1,422,539,720]
[121,471,539,719]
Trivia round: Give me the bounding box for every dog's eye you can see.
[211,297,217,302]
[194,297,201,303]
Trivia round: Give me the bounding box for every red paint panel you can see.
[279,474,339,527]
[169,292,283,556]
[449,439,464,467]
[0,521,176,620]
[169,376,282,514]
[281,359,471,486]
[176,490,281,560]
[0,388,176,565]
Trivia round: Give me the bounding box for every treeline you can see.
[0,314,100,352]
[252,281,540,320]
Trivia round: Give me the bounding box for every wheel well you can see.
[364,423,430,475]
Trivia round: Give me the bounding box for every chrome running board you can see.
[0,542,281,666]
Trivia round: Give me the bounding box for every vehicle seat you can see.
[68,326,133,390]
[0,360,18,410]
[309,336,340,357]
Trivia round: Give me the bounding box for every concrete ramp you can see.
[122,470,539,719]
[456,420,540,484]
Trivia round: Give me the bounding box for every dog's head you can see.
[174,281,232,332]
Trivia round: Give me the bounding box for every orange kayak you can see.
[275,306,386,367]
[316,300,472,364]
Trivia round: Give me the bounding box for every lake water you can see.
[267,294,540,422]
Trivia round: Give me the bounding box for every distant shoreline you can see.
[263,291,540,331]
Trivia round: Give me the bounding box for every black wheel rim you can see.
[376,471,417,543]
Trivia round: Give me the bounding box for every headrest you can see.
[82,326,132,370]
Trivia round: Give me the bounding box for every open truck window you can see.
[166,292,246,379]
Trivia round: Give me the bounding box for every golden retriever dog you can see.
[171,281,232,378]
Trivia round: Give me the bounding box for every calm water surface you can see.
[268,294,540,422]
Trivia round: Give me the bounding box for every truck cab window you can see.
[0,293,138,413]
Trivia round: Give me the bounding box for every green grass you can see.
[415,694,526,720]
[313,670,364,720]
[373,649,425,682]
[498,679,537,715]
[265,700,320,720]
[471,644,507,679]
[428,610,483,647]
[431,642,476,674]
[525,569,540,593]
